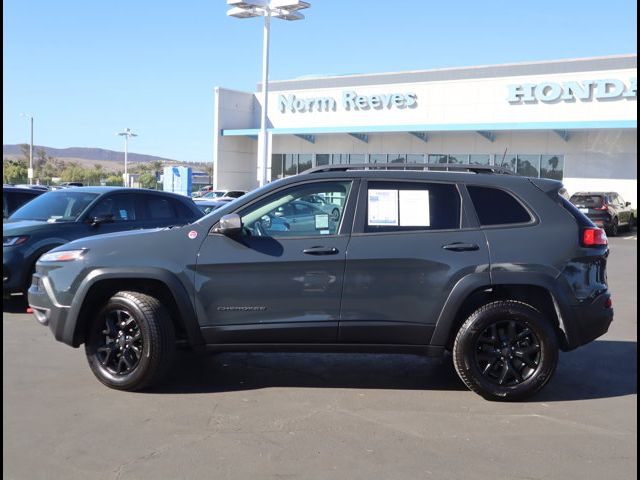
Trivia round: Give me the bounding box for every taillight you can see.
[595,204,609,211]
[582,228,608,247]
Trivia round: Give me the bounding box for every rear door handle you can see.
[442,242,480,252]
[303,246,339,255]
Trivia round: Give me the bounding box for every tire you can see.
[628,215,636,231]
[452,300,559,402]
[607,218,619,237]
[85,291,175,391]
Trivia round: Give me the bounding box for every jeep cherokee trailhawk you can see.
[28,164,613,401]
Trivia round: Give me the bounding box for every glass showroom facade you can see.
[271,153,564,180]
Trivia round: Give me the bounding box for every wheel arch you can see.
[431,274,573,351]
[67,268,204,349]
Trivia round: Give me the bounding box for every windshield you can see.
[203,191,228,199]
[9,191,99,222]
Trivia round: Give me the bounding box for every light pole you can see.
[19,113,34,185]
[226,0,310,187]
[117,128,138,187]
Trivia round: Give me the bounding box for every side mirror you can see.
[626,202,632,207]
[90,214,115,226]
[214,213,243,236]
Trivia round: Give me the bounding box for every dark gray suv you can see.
[28,165,613,401]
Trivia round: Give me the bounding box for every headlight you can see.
[3,236,30,247]
[39,249,87,262]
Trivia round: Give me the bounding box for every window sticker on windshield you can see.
[399,190,430,226]
[315,214,329,229]
[119,209,128,219]
[368,189,398,226]
[320,229,331,235]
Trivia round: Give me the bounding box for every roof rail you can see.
[303,163,515,175]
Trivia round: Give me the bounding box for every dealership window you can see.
[365,181,460,233]
[540,155,564,180]
[497,154,518,172]
[469,155,491,165]
[428,154,448,164]
[516,155,540,177]
[316,154,330,166]
[369,154,387,164]
[331,154,349,164]
[271,154,284,179]
[388,154,406,164]
[406,154,426,163]
[298,154,313,173]
[448,154,469,164]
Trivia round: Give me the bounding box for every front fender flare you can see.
[65,267,204,348]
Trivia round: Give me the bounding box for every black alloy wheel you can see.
[473,320,541,386]
[85,291,175,391]
[453,300,559,401]
[96,309,143,376]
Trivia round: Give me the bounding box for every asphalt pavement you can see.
[3,234,637,480]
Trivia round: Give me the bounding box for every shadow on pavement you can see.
[535,339,637,402]
[152,340,636,402]
[156,351,466,394]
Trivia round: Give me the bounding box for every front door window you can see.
[240,181,352,238]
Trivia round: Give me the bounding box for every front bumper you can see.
[28,273,74,346]
[3,247,28,295]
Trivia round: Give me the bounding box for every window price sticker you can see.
[368,189,398,226]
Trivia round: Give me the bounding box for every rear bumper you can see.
[564,292,613,350]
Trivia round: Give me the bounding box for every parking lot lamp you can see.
[226,0,311,187]
[19,113,34,185]
[117,128,138,187]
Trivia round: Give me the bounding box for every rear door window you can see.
[145,196,177,220]
[467,186,532,226]
[364,181,460,233]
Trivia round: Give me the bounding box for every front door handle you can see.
[303,246,339,255]
[442,242,480,252]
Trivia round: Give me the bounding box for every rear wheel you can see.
[607,218,619,237]
[85,291,175,391]
[453,300,559,401]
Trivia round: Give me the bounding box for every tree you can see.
[138,172,157,189]
[3,159,28,184]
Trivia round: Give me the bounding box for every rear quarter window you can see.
[467,185,532,226]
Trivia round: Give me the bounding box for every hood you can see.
[2,219,64,236]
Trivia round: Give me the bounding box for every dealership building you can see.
[213,54,637,205]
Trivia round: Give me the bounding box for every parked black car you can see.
[3,186,46,219]
[569,191,635,236]
[4,187,202,297]
[29,165,613,401]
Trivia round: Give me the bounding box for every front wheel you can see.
[452,300,559,401]
[85,291,175,391]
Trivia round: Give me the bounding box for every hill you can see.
[3,144,208,173]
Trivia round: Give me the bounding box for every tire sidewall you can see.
[85,295,155,390]
[454,302,559,401]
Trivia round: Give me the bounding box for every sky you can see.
[3,0,637,164]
